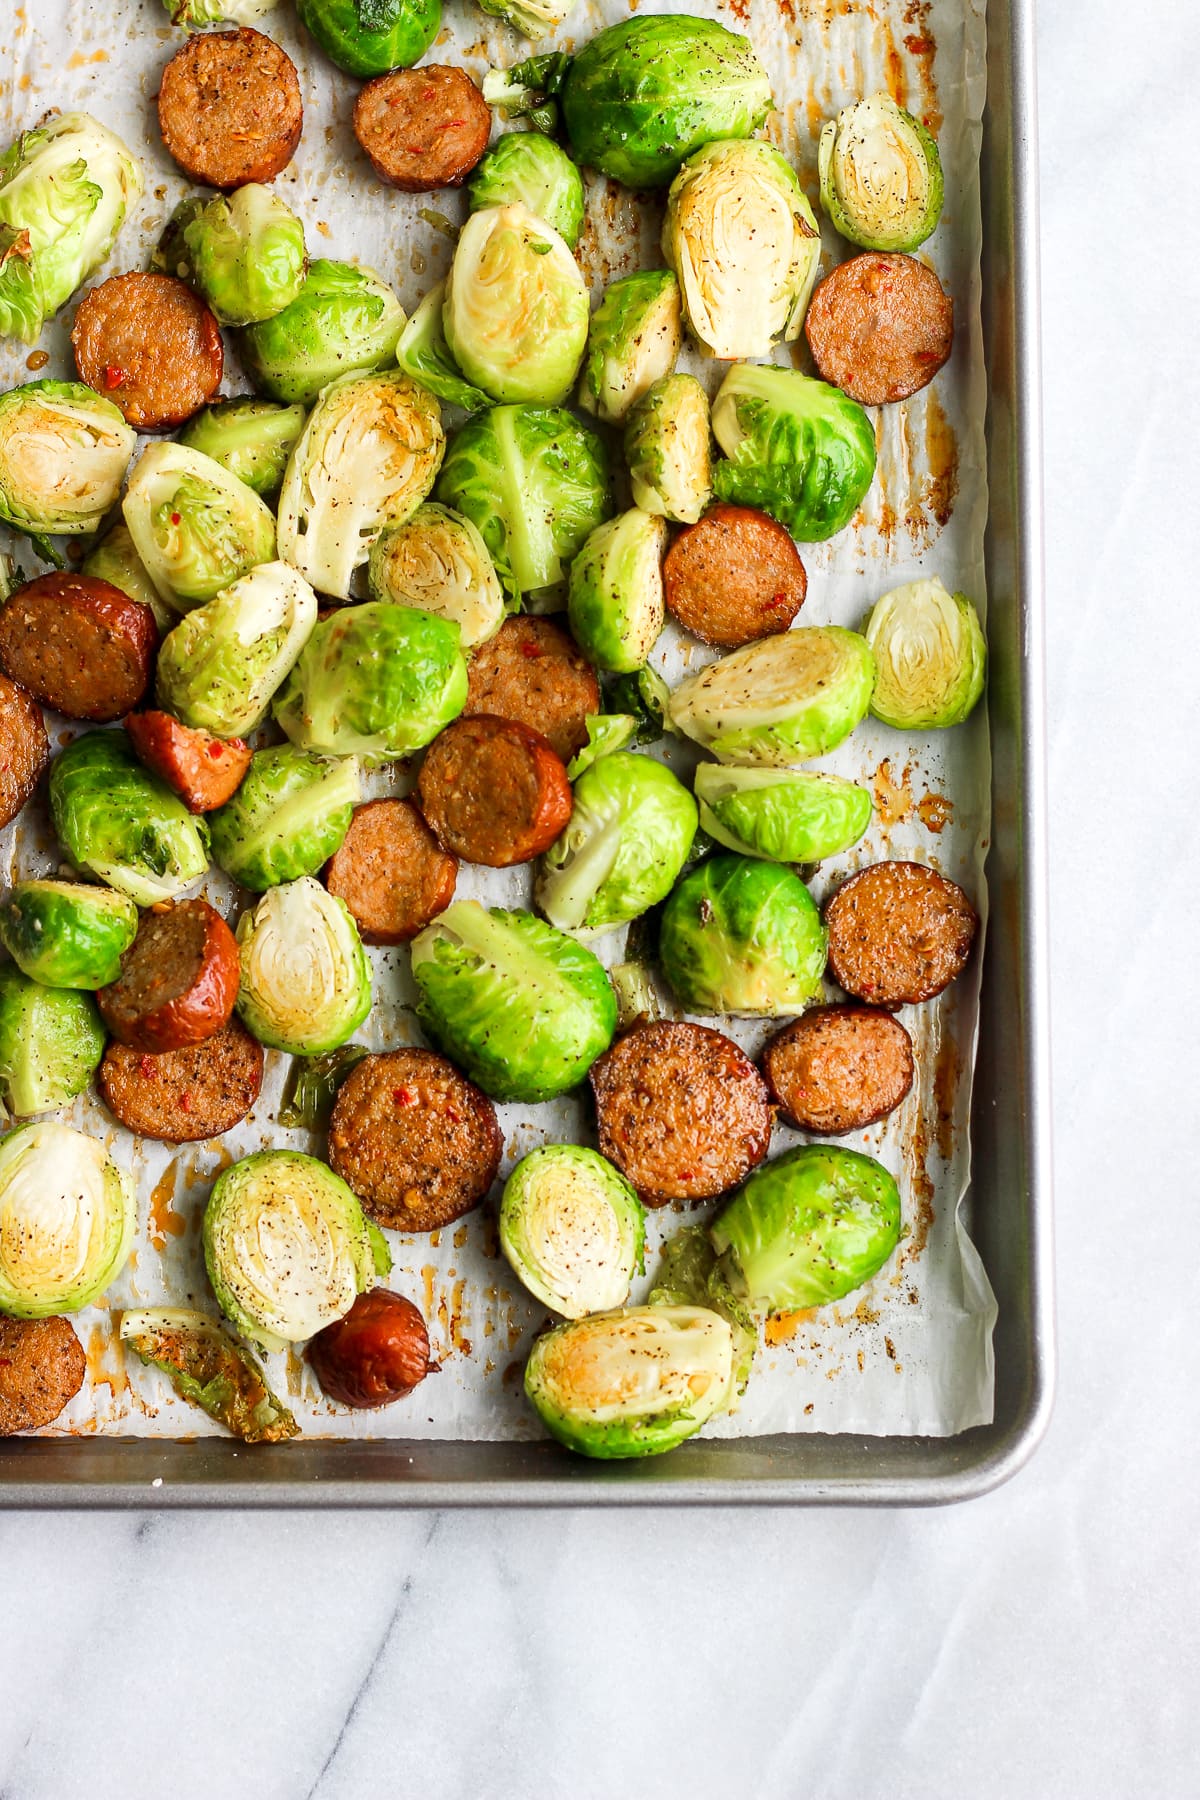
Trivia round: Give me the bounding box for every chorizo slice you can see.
[464,616,600,762]
[126,711,251,815]
[353,66,491,192]
[323,798,457,945]
[0,574,158,722]
[98,1017,264,1144]
[0,1315,85,1436]
[416,713,572,867]
[0,672,49,828]
[762,1004,914,1135]
[804,252,954,406]
[71,272,223,431]
[663,502,807,648]
[157,26,303,189]
[98,899,239,1054]
[824,860,977,1008]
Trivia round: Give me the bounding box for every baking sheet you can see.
[1,0,995,1443]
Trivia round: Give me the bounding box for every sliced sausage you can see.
[663,503,807,648]
[98,1017,264,1144]
[762,1004,914,1136]
[416,713,572,868]
[0,575,157,722]
[307,1290,435,1409]
[71,272,223,431]
[825,860,977,1008]
[353,66,491,192]
[126,711,251,815]
[590,1020,773,1206]
[323,798,457,944]
[0,672,49,828]
[464,616,600,762]
[804,252,954,407]
[157,27,303,188]
[98,899,239,1054]
[0,1315,85,1436]
[328,1047,502,1234]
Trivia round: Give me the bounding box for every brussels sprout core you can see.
[0,1121,134,1318]
[0,381,135,541]
[818,93,944,254]
[236,878,372,1056]
[865,577,986,730]
[694,765,873,864]
[668,627,875,767]
[659,854,828,1016]
[500,1146,645,1319]
[443,204,590,407]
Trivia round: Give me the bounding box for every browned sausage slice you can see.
[762,1004,914,1135]
[72,273,223,431]
[98,1018,264,1144]
[590,1020,773,1206]
[126,712,251,815]
[0,672,49,828]
[0,1315,85,1436]
[307,1290,434,1408]
[824,860,977,1007]
[804,252,954,407]
[157,27,303,189]
[0,575,158,723]
[328,1048,502,1234]
[99,899,239,1054]
[416,713,572,868]
[323,798,457,944]
[353,66,491,192]
[663,502,807,648]
[464,616,600,762]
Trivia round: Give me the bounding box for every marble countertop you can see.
[2,2,1197,1796]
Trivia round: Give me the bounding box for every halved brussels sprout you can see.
[477,0,571,39]
[155,561,318,740]
[525,1304,735,1459]
[663,141,820,361]
[819,92,944,254]
[565,713,639,781]
[669,628,874,767]
[648,1221,758,1394]
[203,1148,388,1351]
[180,184,306,328]
[0,381,135,544]
[624,373,712,525]
[0,880,138,989]
[712,1145,901,1314]
[0,968,105,1118]
[210,747,360,891]
[443,204,590,407]
[240,259,406,407]
[578,270,681,427]
[411,900,617,1103]
[865,577,986,730]
[368,503,506,651]
[50,730,210,905]
[162,0,278,21]
[236,879,372,1056]
[273,602,467,760]
[179,399,307,502]
[0,1121,134,1317]
[694,765,873,863]
[396,283,490,415]
[712,364,877,542]
[82,520,173,632]
[604,664,672,746]
[0,112,142,343]
[121,1307,298,1444]
[537,751,697,936]
[123,442,277,612]
[277,370,444,599]
[659,854,827,1016]
[500,1145,645,1320]
[294,0,440,79]
[468,133,585,248]
[567,508,667,674]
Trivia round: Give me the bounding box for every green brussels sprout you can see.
[240,259,406,407]
[273,602,466,761]
[178,185,306,327]
[210,747,360,891]
[712,1145,901,1314]
[477,0,571,40]
[0,382,135,545]
[603,664,672,746]
[624,373,712,526]
[179,399,307,502]
[395,283,490,415]
[120,1307,298,1445]
[0,1121,134,1318]
[648,1221,758,1394]
[436,404,612,603]
[578,270,681,427]
[162,0,278,21]
[711,364,877,542]
[0,967,105,1118]
[537,751,697,936]
[668,627,875,767]
[155,561,318,741]
[0,880,137,989]
[295,0,440,79]
[443,205,590,407]
[525,1304,735,1459]
[663,141,821,361]
[277,370,444,599]
[236,879,372,1057]
[819,92,944,254]
[659,854,827,1016]
[565,713,639,781]
[82,521,173,633]
[694,765,873,864]
[368,503,506,651]
[203,1147,389,1351]
[567,508,667,674]
[122,442,277,612]
[0,112,142,343]
[468,133,584,248]
[411,900,617,1103]
[865,577,986,730]
[50,731,210,906]
[500,1145,645,1320]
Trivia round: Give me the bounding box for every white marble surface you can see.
[2,3,1198,1796]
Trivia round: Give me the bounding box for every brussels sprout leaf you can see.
[279,1043,370,1131]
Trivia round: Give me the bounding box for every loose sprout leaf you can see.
[565,714,640,781]
[121,1308,299,1444]
[602,665,672,746]
[278,1043,370,1131]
